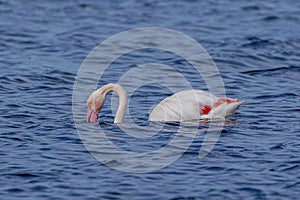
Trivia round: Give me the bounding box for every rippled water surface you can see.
[1,0,300,199]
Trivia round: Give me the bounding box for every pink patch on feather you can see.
[201,105,211,115]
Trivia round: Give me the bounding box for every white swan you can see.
[86,83,244,123]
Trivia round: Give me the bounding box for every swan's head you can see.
[201,98,244,119]
[86,83,127,123]
[86,90,106,123]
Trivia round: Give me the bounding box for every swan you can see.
[86,83,244,123]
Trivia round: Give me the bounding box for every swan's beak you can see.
[86,108,99,123]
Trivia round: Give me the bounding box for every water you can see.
[1,0,300,199]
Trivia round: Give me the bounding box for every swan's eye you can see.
[87,100,92,107]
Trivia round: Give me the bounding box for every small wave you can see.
[241,37,276,48]
[253,92,298,99]
[241,65,300,76]
[263,15,279,21]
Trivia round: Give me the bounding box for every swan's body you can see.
[86,83,244,123]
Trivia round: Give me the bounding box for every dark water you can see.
[1,0,300,199]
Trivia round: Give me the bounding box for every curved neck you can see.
[100,83,127,124]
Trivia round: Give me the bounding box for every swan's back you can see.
[149,90,218,122]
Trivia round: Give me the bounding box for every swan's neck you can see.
[100,83,127,124]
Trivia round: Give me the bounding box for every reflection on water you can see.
[76,118,237,173]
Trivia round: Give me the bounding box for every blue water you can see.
[1,0,300,199]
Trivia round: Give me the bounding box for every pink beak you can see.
[86,109,99,123]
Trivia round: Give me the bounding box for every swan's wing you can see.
[149,90,218,122]
[203,100,244,119]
